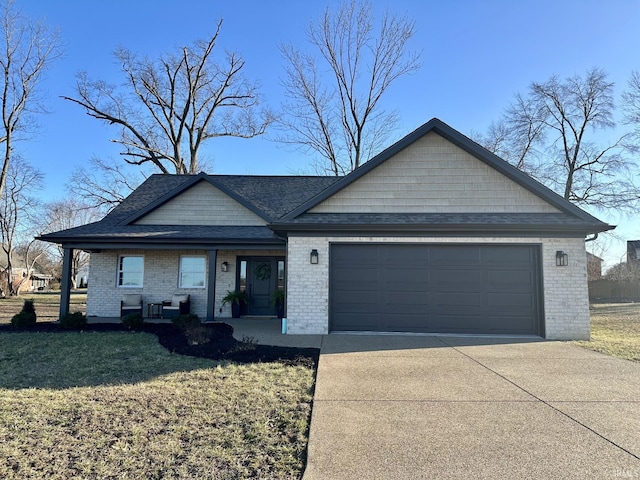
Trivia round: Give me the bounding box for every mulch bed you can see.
[0,322,319,368]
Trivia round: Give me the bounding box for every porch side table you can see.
[147,303,162,319]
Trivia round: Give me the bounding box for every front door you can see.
[246,258,278,315]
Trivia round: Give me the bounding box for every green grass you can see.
[0,331,314,479]
[574,303,640,361]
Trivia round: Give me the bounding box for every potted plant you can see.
[271,290,285,319]
[221,290,248,318]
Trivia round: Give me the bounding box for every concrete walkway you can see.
[303,335,640,479]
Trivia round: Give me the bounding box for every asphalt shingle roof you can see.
[39,117,613,245]
[40,174,342,244]
[103,174,340,225]
[43,224,280,242]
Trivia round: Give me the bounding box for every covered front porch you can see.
[57,245,287,322]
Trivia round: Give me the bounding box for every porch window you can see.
[179,256,206,288]
[118,255,144,288]
[277,260,285,291]
[239,260,247,293]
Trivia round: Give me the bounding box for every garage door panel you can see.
[487,269,533,286]
[430,268,482,284]
[483,246,534,264]
[385,302,429,316]
[385,267,428,284]
[432,292,481,307]
[330,244,541,335]
[430,315,484,331]
[332,244,379,263]
[383,246,429,263]
[430,246,480,264]
[384,291,428,306]
[381,314,432,332]
[332,280,380,292]
[487,292,533,308]
[334,313,379,330]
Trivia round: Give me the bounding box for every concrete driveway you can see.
[303,335,640,480]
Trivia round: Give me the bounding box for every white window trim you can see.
[178,255,207,289]
[117,255,144,288]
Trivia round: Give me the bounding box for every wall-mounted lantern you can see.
[555,251,568,267]
[310,249,319,265]
[221,261,229,272]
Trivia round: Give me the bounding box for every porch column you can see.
[59,247,73,319]
[206,249,217,322]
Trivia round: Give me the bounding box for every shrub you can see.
[11,311,36,329]
[60,311,87,330]
[11,300,37,329]
[22,299,36,315]
[171,313,200,330]
[122,312,144,330]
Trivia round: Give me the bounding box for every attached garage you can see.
[330,243,543,335]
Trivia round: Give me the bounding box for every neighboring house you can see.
[628,240,640,263]
[40,118,612,340]
[0,251,54,294]
[586,252,603,281]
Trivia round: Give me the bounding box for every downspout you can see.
[585,233,598,243]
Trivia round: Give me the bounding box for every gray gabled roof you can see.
[39,173,341,245]
[40,117,613,247]
[109,172,341,226]
[280,118,610,230]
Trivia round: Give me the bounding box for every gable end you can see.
[126,175,269,227]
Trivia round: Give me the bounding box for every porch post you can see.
[206,249,217,322]
[59,247,73,320]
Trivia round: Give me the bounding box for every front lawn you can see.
[574,303,640,361]
[0,330,315,479]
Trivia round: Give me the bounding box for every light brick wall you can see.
[88,249,210,318]
[311,132,560,214]
[285,236,589,340]
[135,181,265,226]
[87,248,284,319]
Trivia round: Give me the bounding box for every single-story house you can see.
[40,118,613,340]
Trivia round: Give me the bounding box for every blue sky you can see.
[17,0,640,267]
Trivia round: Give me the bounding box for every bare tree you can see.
[0,156,43,296]
[477,68,638,210]
[279,0,421,175]
[63,20,274,175]
[44,199,100,289]
[66,157,148,214]
[622,70,640,127]
[0,0,61,201]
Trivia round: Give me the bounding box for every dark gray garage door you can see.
[330,244,542,335]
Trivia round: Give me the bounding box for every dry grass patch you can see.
[0,291,87,324]
[0,331,314,479]
[574,303,640,361]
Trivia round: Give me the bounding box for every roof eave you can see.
[269,222,615,236]
[47,237,286,251]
